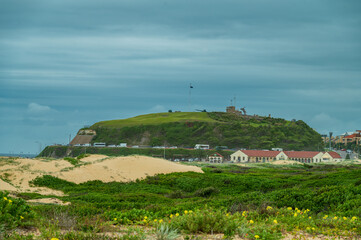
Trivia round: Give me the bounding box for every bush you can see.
[168,207,239,237]
[30,175,76,190]
[0,191,34,232]
[193,187,220,198]
[64,157,80,166]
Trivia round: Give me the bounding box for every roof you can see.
[344,133,361,139]
[210,152,223,158]
[240,150,281,157]
[284,151,321,158]
[327,151,342,159]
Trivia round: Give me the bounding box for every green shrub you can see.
[193,187,220,198]
[30,175,76,190]
[0,191,34,232]
[64,157,81,165]
[77,154,90,160]
[168,207,239,237]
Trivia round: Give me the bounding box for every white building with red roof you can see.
[230,150,287,163]
[322,151,342,162]
[208,152,224,163]
[284,151,323,163]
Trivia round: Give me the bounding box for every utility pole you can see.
[188,83,193,112]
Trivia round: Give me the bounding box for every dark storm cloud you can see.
[1,0,361,153]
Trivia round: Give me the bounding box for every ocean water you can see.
[0,153,37,158]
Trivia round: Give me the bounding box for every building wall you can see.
[321,152,342,162]
[208,156,223,163]
[287,152,323,163]
[230,151,248,163]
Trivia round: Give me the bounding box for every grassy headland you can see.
[85,112,323,151]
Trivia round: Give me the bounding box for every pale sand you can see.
[0,155,203,195]
[27,198,71,205]
[59,155,204,184]
[0,179,17,191]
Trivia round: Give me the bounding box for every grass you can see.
[91,112,218,128]
[3,162,361,239]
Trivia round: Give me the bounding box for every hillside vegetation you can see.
[88,112,323,150]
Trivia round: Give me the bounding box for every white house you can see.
[321,151,342,162]
[230,150,287,163]
[208,152,224,163]
[284,151,323,163]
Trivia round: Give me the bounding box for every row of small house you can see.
[208,150,342,163]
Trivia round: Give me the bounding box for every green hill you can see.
[87,112,323,151]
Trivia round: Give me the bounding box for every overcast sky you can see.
[1,0,360,154]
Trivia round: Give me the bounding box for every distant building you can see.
[208,153,224,163]
[322,151,342,162]
[194,144,210,150]
[230,150,287,163]
[93,142,106,147]
[284,151,323,163]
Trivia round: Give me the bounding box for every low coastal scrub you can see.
[0,192,34,238]
[2,163,361,239]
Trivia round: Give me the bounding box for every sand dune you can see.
[59,155,203,184]
[0,179,17,191]
[0,155,203,195]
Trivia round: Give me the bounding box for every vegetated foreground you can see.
[1,155,361,239]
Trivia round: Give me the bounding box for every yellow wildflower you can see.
[266,206,273,210]
[189,210,193,213]
[143,219,147,223]
[287,207,292,210]
[170,214,173,218]
[249,220,254,224]
[351,216,357,221]
[295,207,299,211]
[255,235,260,239]
[226,213,230,217]
[159,219,163,223]
[343,217,347,220]
[184,210,188,214]
[306,227,310,231]
[273,220,278,224]
[113,218,117,221]
[309,216,312,219]
[3,197,8,201]
[333,217,337,220]
[20,216,24,220]
[144,216,148,219]
[294,213,297,217]
[154,219,157,222]
[51,238,59,240]
[175,213,179,217]
[312,227,315,231]
[8,200,12,203]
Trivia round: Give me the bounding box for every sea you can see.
[0,153,37,158]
